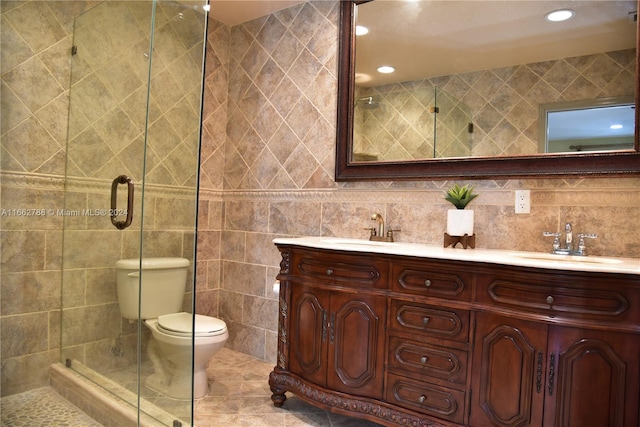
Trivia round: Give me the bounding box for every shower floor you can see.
[2,348,382,426]
[0,387,102,427]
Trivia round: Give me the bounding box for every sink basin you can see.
[320,238,395,247]
[513,253,624,265]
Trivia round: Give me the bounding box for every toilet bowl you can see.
[145,312,228,399]
[115,257,228,400]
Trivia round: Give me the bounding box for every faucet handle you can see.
[387,228,401,241]
[576,233,597,255]
[543,231,561,251]
[364,227,377,237]
[577,233,597,239]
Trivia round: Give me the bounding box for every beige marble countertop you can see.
[273,237,640,275]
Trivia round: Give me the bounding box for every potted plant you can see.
[444,184,478,236]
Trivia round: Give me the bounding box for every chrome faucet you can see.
[543,222,597,256]
[564,222,573,251]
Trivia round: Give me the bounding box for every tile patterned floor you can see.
[0,387,102,427]
[1,348,383,426]
[196,348,383,427]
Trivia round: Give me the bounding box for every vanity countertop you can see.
[273,236,640,275]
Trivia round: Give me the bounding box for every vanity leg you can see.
[270,385,287,407]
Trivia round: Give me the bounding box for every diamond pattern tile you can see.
[220,2,338,190]
[354,48,636,160]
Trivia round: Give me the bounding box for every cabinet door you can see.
[288,284,330,387]
[470,313,548,427]
[544,326,640,427]
[327,292,386,400]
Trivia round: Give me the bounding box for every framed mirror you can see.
[336,0,640,181]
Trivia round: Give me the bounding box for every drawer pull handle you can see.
[546,295,555,305]
[422,317,430,325]
[326,269,334,275]
[424,279,431,287]
[420,356,428,364]
[418,395,426,403]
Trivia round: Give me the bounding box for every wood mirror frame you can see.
[335,0,640,181]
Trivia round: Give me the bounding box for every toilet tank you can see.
[115,257,190,320]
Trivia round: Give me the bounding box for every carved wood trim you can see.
[279,248,291,274]
[268,371,451,427]
[277,287,288,369]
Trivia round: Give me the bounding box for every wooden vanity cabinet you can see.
[282,248,388,401]
[269,244,640,427]
[471,313,640,427]
[472,266,640,427]
[288,283,387,399]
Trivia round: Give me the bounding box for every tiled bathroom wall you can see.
[1,0,208,395]
[1,0,640,398]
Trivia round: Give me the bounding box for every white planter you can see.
[447,209,474,236]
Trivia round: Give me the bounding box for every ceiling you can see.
[209,0,304,26]
[355,0,638,86]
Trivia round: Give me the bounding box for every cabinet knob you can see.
[422,317,430,325]
[546,295,555,305]
[418,395,426,403]
[326,269,334,275]
[420,356,428,364]
[424,279,431,287]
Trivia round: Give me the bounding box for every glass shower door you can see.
[60,1,207,425]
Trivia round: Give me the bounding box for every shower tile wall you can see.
[1,0,210,396]
[2,0,640,399]
[195,16,229,318]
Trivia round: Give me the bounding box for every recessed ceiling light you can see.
[377,65,395,74]
[356,25,369,36]
[610,124,624,130]
[545,9,575,22]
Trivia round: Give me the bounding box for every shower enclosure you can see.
[60,1,207,425]
[352,84,472,161]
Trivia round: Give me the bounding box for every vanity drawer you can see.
[390,300,469,342]
[388,336,467,385]
[386,373,466,424]
[391,260,471,301]
[291,249,388,289]
[476,271,639,323]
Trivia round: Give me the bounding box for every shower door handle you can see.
[110,175,134,230]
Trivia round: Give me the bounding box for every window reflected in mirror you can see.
[540,99,635,153]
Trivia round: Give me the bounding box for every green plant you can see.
[444,184,478,209]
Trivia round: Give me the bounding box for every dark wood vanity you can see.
[268,239,640,427]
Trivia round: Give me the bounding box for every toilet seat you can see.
[157,312,227,337]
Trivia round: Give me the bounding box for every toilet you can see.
[115,257,228,399]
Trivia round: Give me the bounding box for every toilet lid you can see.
[157,312,227,337]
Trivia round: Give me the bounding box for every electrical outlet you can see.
[515,190,530,214]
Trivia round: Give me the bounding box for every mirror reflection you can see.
[352,0,637,162]
[541,97,635,153]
